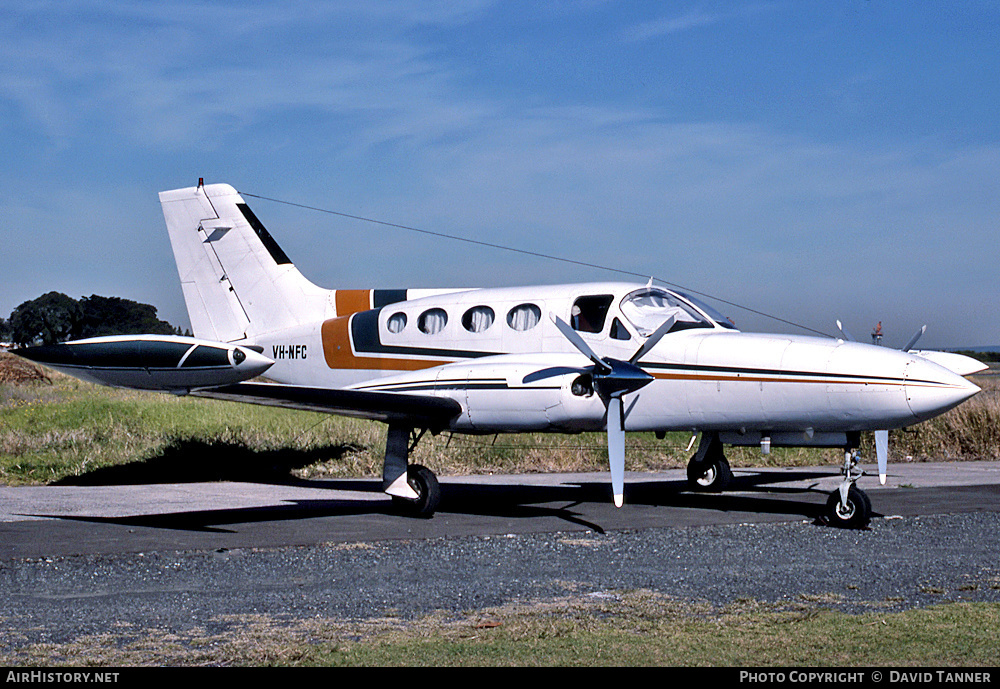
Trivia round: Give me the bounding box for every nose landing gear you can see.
[685,432,874,529]
[823,449,872,529]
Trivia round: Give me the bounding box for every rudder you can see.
[159,182,328,343]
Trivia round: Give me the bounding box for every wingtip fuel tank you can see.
[12,335,274,392]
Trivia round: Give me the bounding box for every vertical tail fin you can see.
[159,182,328,342]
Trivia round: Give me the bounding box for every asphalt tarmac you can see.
[2,461,999,559]
[1,462,999,655]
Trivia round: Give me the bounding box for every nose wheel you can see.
[824,449,872,529]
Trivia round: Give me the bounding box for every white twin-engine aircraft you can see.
[15,182,984,528]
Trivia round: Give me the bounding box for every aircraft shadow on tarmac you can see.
[44,443,845,533]
[439,470,840,529]
[52,437,366,486]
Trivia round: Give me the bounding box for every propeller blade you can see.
[550,311,658,510]
[902,325,927,352]
[874,429,888,485]
[607,394,626,508]
[551,314,611,374]
[836,320,855,342]
[629,315,676,364]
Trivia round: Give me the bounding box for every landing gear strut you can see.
[686,432,732,492]
[823,448,872,529]
[383,424,441,518]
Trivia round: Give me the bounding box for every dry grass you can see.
[0,353,51,384]
[888,374,1000,462]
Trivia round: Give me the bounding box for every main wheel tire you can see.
[687,455,733,492]
[824,486,872,529]
[390,464,441,518]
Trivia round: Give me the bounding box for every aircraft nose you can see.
[904,356,981,422]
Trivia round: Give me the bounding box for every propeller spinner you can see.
[551,314,676,507]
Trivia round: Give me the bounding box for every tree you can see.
[9,292,84,346]
[78,295,179,338]
[8,292,186,346]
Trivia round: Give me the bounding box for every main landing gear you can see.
[382,424,441,518]
[686,432,732,492]
[823,448,872,529]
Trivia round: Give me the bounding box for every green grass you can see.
[5,594,999,667]
[0,371,361,485]
[319,597,1000,667]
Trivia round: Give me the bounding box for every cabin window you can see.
[507,303,541,331]
[571,295,613,333]
[387,312,407,334]
[462,305,495,333]
[418,308,448,335]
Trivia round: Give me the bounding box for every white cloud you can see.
[621,3,778,43]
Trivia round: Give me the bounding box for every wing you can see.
[192,381,462,430]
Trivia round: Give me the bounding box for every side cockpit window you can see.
[570,295,613,333]
[610,317,631,341]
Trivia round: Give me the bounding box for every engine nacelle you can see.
[439,355,607,433]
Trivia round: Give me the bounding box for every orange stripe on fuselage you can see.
[650,371,908,386]
[320,315,448,371]
[334,290,373,317]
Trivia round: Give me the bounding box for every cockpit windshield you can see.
[620,288,736,336]
[675,292,738,330]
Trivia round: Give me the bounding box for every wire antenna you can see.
[239,190,832,338]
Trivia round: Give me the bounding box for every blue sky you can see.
[2,1,997,348]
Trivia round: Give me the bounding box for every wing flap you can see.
[192,381,462,429]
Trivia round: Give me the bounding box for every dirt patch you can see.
[0,353,51,385]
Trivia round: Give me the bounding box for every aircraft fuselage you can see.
[251,282,979,441]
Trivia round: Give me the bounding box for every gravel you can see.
[2,511,999,650]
